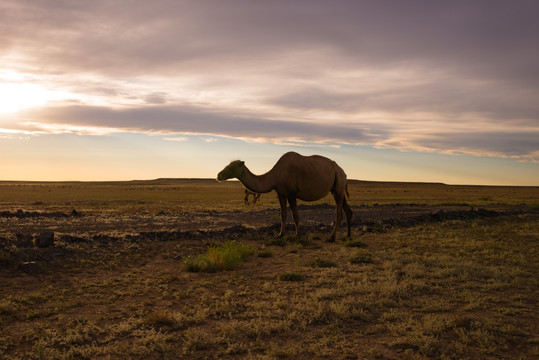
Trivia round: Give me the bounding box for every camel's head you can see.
[217,160,245,182]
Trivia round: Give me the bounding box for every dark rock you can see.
[36,231,55,247]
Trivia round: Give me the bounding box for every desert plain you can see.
[0,179,538,359]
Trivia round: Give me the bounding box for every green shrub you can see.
[350,249,373,264]
[308,258,337,268]
[183,241,254,273]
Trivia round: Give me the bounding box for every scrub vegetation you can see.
[183,241,254,273]
[0,179,537,359]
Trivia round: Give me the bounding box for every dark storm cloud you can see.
[418,132,539,158]
[20,105,379,144]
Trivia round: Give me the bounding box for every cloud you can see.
[1,1,538,162]
[415,131,539,159]
[163,136,188,142]
[2,103,535,162]
[3,1,539,82]
[144,92,167,105]
[12,104,379,144]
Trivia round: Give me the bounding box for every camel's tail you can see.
[345,183,350,199]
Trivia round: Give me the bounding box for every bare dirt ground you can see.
[0,180,538,359]
[0,201,529,242]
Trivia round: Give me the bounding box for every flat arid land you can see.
[1,179,538,359]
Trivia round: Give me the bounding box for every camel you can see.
[217,152,352,242]
[244,189,261,206]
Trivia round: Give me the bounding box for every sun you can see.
[0,82,54,115]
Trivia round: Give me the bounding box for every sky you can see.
[1,0,538,185]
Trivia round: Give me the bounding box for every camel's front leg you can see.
[287,196,300,236]
[277,194,287,238]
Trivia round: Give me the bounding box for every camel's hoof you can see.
[325,238,336,243]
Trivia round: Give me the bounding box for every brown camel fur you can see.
[217,151,352,242]
[244,189,261,206]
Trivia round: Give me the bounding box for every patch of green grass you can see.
[307,258,337,268]
[183,241,254,273]
[350,249,373,264]
[345,240,368,248]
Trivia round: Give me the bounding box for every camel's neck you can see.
[238,166,274,194]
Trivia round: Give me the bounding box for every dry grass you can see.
[0,179,537,214]
[0,180,537,359]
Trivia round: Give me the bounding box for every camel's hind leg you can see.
[253,193,260,205]
[328,192,344,242]
[342,197,353,237]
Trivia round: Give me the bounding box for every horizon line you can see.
[0,178,537,188]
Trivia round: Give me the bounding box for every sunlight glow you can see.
[0,82,55,114]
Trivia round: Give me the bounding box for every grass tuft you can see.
[145,310,176,328]
[183,241,254,272]
[346,240,368,248]
[307,258,337,268]
[350,249,374,264]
